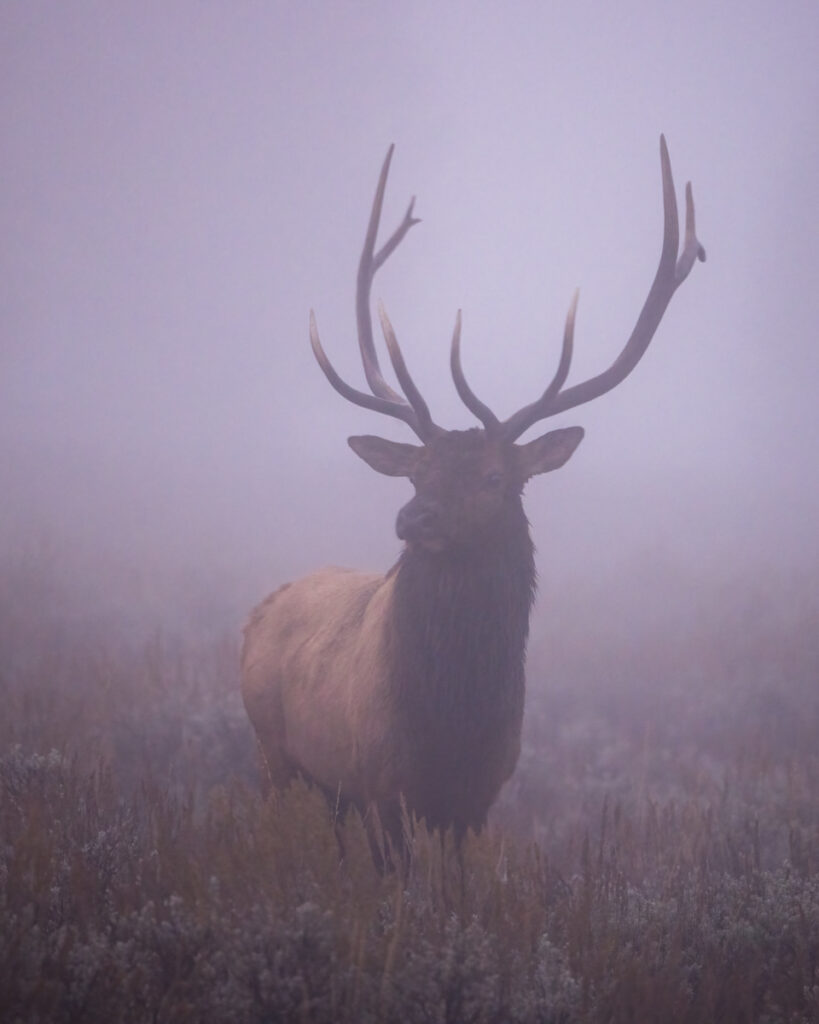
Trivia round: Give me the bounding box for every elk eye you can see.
[483,471,504,490]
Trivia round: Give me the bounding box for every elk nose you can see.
[396,498,439,542]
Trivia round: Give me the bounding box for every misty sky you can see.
[2,3,818,625]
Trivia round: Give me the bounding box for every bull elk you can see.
[241,138,705,854]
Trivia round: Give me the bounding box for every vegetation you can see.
[1,550,818,1023]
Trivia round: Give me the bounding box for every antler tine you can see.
[310,311,428,436]
[498,291,579,440]
[356,144,421,402]
[377,302,437,438]
[310,146,440,442]
[449,310,501,431]
[550,288,578,395]
[500,135,705,441]
[676,181,707,284]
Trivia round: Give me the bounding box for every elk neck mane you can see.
[385,495,536,829]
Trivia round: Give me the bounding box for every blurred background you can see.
[2,1,817,646]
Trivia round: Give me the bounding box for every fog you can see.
[2,2,818,641]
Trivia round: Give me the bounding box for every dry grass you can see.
[1,551,818,1023]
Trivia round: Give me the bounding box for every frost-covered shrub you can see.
[1,559,818,1022]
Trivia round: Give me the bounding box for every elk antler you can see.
[455,135,706,441]
[309,145,439,441]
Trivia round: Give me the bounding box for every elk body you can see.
[241,138,704,848]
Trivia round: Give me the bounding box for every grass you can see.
[1,551,818,1022]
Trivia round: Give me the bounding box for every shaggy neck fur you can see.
[389,496,536,834]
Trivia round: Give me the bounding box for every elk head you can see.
[309,140,705,553]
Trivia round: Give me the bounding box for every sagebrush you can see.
[1,555,817,1023]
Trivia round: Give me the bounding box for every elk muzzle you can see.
[396,496,442,548]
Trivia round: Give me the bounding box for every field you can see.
[1,550,818,1024]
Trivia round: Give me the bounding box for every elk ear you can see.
[516,426,585,480]
[348,435,421,477]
